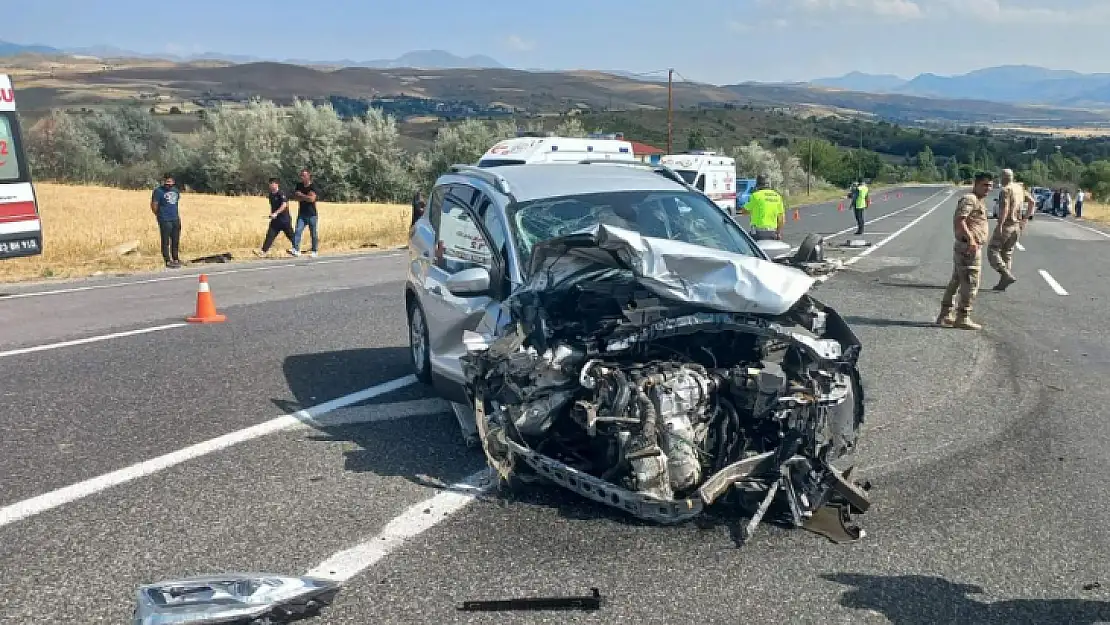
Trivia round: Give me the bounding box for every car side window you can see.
[695,175,706,191]
[434,186,493,275]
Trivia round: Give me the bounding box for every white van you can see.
[477,134,637,168]
[660,151,738,214]
[0,74,43,259]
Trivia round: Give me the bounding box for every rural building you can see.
[629,140,664,164]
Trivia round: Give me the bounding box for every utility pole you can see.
[666,68,674,154]
[858,125,864,181]
[806,121,814,195]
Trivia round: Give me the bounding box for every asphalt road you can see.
[2,184,1110,624]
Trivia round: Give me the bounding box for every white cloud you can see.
[793,0,924,19]
[505,35,535,52]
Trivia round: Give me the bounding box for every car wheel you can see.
[408,300,432,384]
[794,233,824,263]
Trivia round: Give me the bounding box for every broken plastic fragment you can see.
[133,573,340,624]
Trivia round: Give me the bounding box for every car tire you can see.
[408,299,432,385]
[794,233,824,264]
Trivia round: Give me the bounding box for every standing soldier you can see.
[987,169,1032,291]
[937,172,993,330]
[852,179,870,235]
[739,174,786,240]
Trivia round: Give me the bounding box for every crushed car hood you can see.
[524,224,816,317]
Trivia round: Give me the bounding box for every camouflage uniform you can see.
[938,193,989,329]
[987,181,1027,289]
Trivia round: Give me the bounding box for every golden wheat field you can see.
[1082,201,1110,225]
[0,183,411,283]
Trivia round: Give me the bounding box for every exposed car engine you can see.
[461,224,871,542]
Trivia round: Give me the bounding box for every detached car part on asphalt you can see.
[461,224,870,542]
[133,574,340,625]
[407,162,870,542]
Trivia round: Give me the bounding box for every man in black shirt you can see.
[290,168,320,258]
[255,177,296,257]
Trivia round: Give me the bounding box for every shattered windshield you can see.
[508,189,760,265]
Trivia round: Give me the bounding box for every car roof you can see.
[441,163,689,203]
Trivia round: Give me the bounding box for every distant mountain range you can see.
[0,40,505,70]
[811,65,1110,108]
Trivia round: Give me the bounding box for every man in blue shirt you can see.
[150,173,182,268]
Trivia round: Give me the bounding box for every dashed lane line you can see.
[1039,269,1069,296]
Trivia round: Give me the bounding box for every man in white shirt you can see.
[1075,189,1085,218]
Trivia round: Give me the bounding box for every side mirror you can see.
[445,266,491,297]
[755,239,793,260]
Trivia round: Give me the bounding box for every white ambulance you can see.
[660,151,738,214]
[0,74,42,259]
[477,133,637,167]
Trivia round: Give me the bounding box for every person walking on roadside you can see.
[1062,189,1072,217]
[1052,188,1062,217]
[852,179,870,235]
[937,171,993,331]
[987,169,1031,292]
[290,168,320,258]
[739,174,786,240]
[255,177,295,257]
[1075,188,1085,218]
[151,173,183,268]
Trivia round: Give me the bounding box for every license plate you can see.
[0,238,39,255]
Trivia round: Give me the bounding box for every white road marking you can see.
[1043,214,1110,239]
[1016,242,1026,252]
[820,188,949,241]
[0,374,419,529]
[0,252,402,300]
[305,469,493,582]
[844,191,953,267]
[1039,270,1069,296]
[0,323,188,359]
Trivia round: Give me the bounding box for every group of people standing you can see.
[149,169,322,268]
[937,168,1033,330]
[1047,187,1084,218]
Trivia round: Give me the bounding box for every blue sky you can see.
[6,0,1109,84]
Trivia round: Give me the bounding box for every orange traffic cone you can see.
[186,274,226,323]
[837,201,844,212]
[792,208,800,222]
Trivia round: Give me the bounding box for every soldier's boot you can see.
[936,308,955,327]
[992,275,1016,291]
[953,314,982,331]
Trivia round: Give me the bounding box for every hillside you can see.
[9,56,1110,127]
[813,65,1110,108]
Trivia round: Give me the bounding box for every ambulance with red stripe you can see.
[0,74,41,259]
[660,151,739,215]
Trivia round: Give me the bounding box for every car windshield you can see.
[508,189,761,266]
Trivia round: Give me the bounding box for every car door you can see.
[422,183,501,396]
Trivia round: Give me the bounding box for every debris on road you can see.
[462,224,871,542]
[133,574,340,624]
[458,587,603,612]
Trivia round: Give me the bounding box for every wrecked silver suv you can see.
[407,162,869,541]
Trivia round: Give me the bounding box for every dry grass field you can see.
[1082,201,1110,226]
[993,125,1110,138]
[0,183,410,283]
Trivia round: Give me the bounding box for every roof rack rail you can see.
[577,159,694,190]
[447,164,514,197]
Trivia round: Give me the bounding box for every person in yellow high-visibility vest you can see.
[739,174,786,240]
[850,179,870,235]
